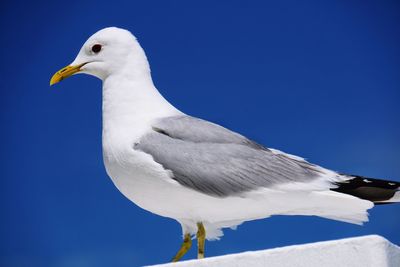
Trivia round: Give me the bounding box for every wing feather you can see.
[135,115,336,197]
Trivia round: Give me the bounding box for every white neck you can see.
[101,62,181,153]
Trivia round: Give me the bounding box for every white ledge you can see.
[149,235,400,267]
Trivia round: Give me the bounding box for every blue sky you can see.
[1,0,399,266]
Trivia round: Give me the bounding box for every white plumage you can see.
[50,27,399,260]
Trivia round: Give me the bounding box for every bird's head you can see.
[50,27,149,85]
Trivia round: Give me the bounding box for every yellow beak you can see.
[50,63,86,86]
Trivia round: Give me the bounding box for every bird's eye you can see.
[91,44,102,53]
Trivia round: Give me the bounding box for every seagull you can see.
[50,27,400,262]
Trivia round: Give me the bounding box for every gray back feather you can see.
[135,115,324,197]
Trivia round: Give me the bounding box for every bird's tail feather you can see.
[279,190,373,225]
[332,175,400,204]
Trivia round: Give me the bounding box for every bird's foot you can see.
[171,233,192,262]
[197,222,206,259]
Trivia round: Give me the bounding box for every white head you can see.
[50,27,150,84]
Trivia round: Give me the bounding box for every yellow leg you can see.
[197,222,206,259]
[171,233,192,262]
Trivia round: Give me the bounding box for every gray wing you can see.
[135,115,325,197]
[150,115,264,149]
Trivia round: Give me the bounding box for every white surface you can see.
[149,235,400,267]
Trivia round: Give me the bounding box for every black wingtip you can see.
[332,175,400,203]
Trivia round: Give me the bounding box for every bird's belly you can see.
[103,151,288,223]
[103,154,222,219]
